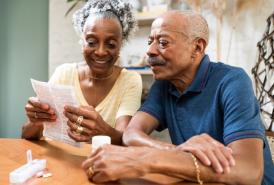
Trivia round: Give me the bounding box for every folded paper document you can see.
[31,79,81,147]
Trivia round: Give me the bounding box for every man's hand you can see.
[176,133,235,174]
[82,145,151,183]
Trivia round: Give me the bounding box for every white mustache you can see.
[147,57,166,66]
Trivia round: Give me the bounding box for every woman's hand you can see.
[22,97,56,139]
[64,105,115,142]
[25,97,57,124]
[176,133,235,174]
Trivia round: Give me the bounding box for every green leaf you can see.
[65,0,88,16]
[65,0,80,16]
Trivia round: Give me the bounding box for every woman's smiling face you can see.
[82,16,122,76]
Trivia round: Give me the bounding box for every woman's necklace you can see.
[89,68,114,80]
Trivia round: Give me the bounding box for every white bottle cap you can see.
[92,135,111,152]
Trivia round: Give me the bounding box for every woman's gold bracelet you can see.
[190,153,203,185]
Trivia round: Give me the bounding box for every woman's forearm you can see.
[108,128,123,145]
[21,121,43,139]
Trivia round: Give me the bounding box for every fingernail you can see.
[230,159,236,166]
[218,167,223,174]
[225,167,230,173]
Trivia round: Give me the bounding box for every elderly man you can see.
[82,10,274,184]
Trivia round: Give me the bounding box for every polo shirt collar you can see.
[169,55,211,96]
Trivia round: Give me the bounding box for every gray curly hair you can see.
[73,0,136,41]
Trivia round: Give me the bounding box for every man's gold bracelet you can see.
[190,153,203,185]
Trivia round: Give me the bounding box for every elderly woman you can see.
[22,0,142,145]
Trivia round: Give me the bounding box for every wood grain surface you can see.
[0,139,224,185]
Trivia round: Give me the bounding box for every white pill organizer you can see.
[9,150,46,184]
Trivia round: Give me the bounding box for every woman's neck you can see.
[89,67,114,81]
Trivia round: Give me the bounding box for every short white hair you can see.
[181,10,209,46]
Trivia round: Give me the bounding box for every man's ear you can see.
[191,38,206,58]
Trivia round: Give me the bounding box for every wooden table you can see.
[0,139,223,185]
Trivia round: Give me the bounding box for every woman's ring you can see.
[76,126,84,134]
[34,112,38,119]
[76,116,84,126]
[87,166,94,177]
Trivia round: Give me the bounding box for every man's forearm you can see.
[146,149,198,182]
[146,148,263,185]
[123,129,175,149]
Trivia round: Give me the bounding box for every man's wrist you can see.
[140,148,165,173]
[155,142,176,150]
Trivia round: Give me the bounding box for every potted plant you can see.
[65,0,87,16]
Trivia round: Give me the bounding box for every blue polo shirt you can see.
[140,55,274,184]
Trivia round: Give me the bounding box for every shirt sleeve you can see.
[48,63,75,85]
[139,80,166,131]
[116,72,142,118]
[221,68,265,145]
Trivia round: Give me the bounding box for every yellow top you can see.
[49,63,142,128]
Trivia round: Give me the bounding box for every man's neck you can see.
[170,73,195,93]
[170,58,202,93]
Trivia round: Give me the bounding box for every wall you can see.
[49,0,84,75]
[49,0,274,77]
[0,0,49,138]
[0,0,8,137]
[204,0,274,74]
